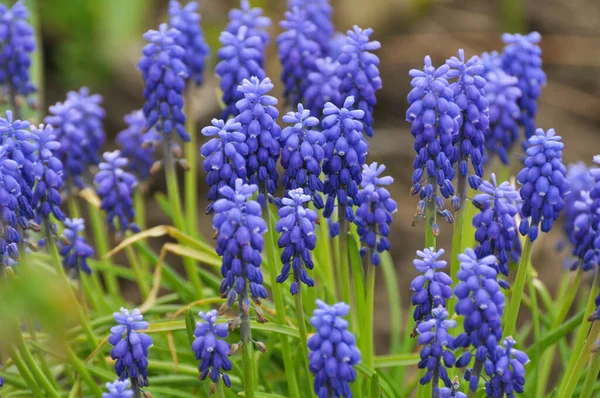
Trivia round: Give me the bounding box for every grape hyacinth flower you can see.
[307,300,361,398]
[192,310,232,389]
[31,123,65,229]
[201,118,248,214]
[116,110,158,181]
[446,49,489,190]
[109,308,153,390]
[562,162,594,248]
[277,7,321,105]
[225,0,271,46]
[288,0,334,54]
[275,188,318,294]
[168,0,210,86]
[472,174,521,278]
[481,51,522,165]
[58,218,94,276]
[304,57,342,118]
[484,337,529,397]
[407,56,459,225]
[235,77,281,206]
[0,1,36,103]
[103,379,133,398]
[213,179,268,305]
[338,26,382,137]
[321,96,368,228]
[0,144,21,266]
[517,128,569,242]
[65,87,106,162]
[138,24,189,142]
[280,103,325,207]
[454,249,505,392]
[94,151,139,234]
[501,32,546,140]
[216,26,266,120]
[416,306,457,390]
[410,248,453,325]
[356,163,397,266]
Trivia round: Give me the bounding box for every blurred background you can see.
[35,0,600,352]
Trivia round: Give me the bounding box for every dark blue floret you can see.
[517,128,569,242]
[116,110,158,181]
[58,218,94,276]
[483,337,529,398]
[191,310,232,388]
[307,300,361,398]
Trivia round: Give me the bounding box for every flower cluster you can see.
[407,56,459,221]
[58,218,94,276]
[168,0,209,86]
[116,110,158,181]
[212,179,268,304]
[322,96,368,227]
[416,306,457,389]
[138,24,189,142]
[563,162,594,247]
[109,308,153,389]
[225,0,271,45]
[44,87,105,186]
[191,310,232,388]
[410,248,453,324]
[280,103,325,207]
[356,163,396,265]
[103,379,133,398]
[275,188,317,294]
[572,156,600,272]
[338,26,382,138]
[446,49,489,190]
[277,7,321,106]
[484,337,529,397]
[517,128,569,242]
[0,1,36,99]
[501,32,546,140]
[201,118,248,214]
[472,174,521,278]
[307,300,361,398]
[235,77,281,206]
[288,0,334,54]
[304,57,342,118]
[0,144,20,266]
[454,249,505,392]
[481,51,522,165]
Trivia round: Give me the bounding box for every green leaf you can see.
[184,307,196,347]
[238,393,288,398]
[526,310,584,357]
[370,372,381,398]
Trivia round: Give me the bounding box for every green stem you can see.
[6,346,43,396]
[239,285,255,398]
[87,200,119,296]
[466,360,483,398]
[263,193,301,398]
[215,379,227,398]
[133,189,150,273]
[580,351,600,398]
[126,244,149,298]
[294,285,312,389]
[338,210,352,306]
[449,174,466,314]
[66,345,103,396]
[503,236,534,338]
[425,183,437,249]
[26,320,57,389]
[526,266,541,397]
[363,257,376,370]
[163,137,203,299]
[552,268,583,328]
[184,88,199,237]
[561,321,600,397]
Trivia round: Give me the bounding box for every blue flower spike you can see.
[58,218,94,276]
[103,379,133,398]
[410,248,453,325]
[116,110,158,181]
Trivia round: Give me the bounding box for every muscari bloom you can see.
[116,110,158,181]
[109,308,153,389]
[94,151,139,234]
[275,188,318,294]
[410,248,453,324]
[481,51,522,165]
[103,379,133,398]
[213,179,268,305]
[304,57,342,118]
[216,26,266,120]
[138,24,189,142]
[225,0,271,45]
[322,96,368,229]
[307,300,361,398]
[454,249,505,393]
[58,218,94,276]
[446,49,489,190]
[355,163,396,265]
[192,310,232,388]
[472,174,521,279]
[0,1,36,99]
[517,128,569,242]
[484,337,529,398]
[501,32,546,140]
[44,88,105,186]
[201,118,248,214]
[235,77,281,206]
[338,26,382,138]
[416,306,457,389]
[280,103,325,207]
[0,144,20,266]
[407,56,459,225]
[288,0,334,55]
[277,7,321,106]
[168,0,209,86]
